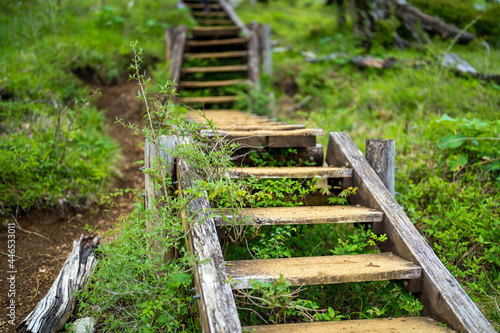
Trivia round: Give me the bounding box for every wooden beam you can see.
[164,27,175,63]
[176,137,241,333]
[325,132,494,333]
[228,166,352,179]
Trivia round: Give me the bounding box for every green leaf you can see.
[441,134,466,149]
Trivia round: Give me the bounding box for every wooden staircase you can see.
[154,1,495,332]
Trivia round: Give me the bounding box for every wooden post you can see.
[165,27,175,63]
[247,21,260,86]
[144,136,176,263]
[176,136,242,333]
[17,235,99,333]
[365,139,395,196]
[326,132,495,333]
[257,24,272,76]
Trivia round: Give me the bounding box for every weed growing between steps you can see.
[77,42,253,331]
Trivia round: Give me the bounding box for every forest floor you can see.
[0,83,144,332]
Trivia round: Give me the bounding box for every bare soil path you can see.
[0,83,144,332]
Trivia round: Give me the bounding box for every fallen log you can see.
[441,52,500,85]
[17,235,100,333]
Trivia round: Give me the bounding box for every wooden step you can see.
[185,4,221,9]
[217,124,305,131]
[181,65,248,74]
[226,253,422,289]
[228,166,351,179]
[178,96,239,104]
[197,19,234,25]
[184,50,248,59]
[186,37,247,47]
[193,11,228,17]
[180,79,249,88]
[215,206,384,226]
[243,317,455,333]
[190,26,240,37]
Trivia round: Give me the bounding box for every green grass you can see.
[236,0,500,329]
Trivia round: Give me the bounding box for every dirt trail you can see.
[0,83,144,332]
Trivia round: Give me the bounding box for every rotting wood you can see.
[228,166,352,179]
[214,205,384,226]
[176,136,241,333]
[17,235,99,333]
[186,37,248,47]
[247,21,260,85]
[243,317,455,333]
[325,132,494,332]
[144,136,176,262]
[226,252,422,289]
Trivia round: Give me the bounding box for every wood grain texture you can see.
[228,166,352,179]
[176,137,241,333]
[226,253,422,289]
[365,139,395,196]
[325,132,494,333]
[244,317,455,333]
[17,235,99,333]
[214,205,384,226]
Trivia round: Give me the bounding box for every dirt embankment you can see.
[0,83,144,332]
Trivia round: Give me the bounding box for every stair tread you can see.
[228,166,349,179]
[217,124,305,131]
[226,253,423,289]
[190,26,239,32]
[204,128,324,137]
[184,50,248,59]
[180,79,249,88]
[193,11,228,17]
[197,19,234,25]
[215,206,383,226]
[243,317,455,332]
[181,65,248,73]
[186,37,247,47]
[178,96,238,103]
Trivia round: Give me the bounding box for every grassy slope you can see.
[237,0,499,328]
[0,0,192,213]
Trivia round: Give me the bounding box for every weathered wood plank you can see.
[214,205,383,226]
[179,96,239,104]
[244,317,455,333]
[165,27,175,63]
[228,166,352,179]
[144,136,176,262]
[226,253,422,289]
[181,65,248,73]
[181,79,249,88]
[325,132,494,333]
[176,137,241,333]
[219,0,250,36]
[17,235,99,333]
[169,25,187,91]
